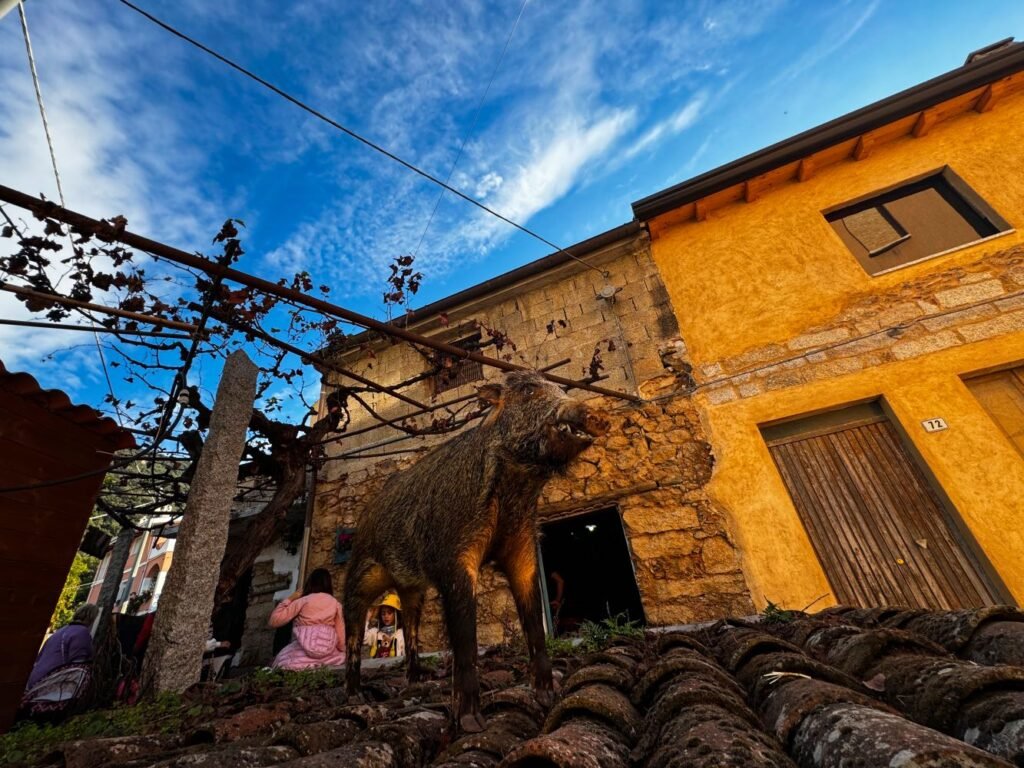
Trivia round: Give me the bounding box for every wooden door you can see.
[966,367,1024,458]
[763,403,1002,609]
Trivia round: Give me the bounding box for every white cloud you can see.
[0,1,226,399]
[770,0,881,85]
[624,94,706,159]
[474,171,503,199]
[456,109,635,251]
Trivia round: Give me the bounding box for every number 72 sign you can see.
[921,417,948,433]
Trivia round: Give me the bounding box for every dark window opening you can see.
[432,334,484,395]
[825,167,1011,275]
[539,507,645,636]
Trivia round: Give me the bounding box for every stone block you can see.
[656,573,750,600]
[738,380,763,398]
[623,503,700,535]
[700,362,723,379]
[934,279,1005,308]
[957,313,1024,342]
[891,330,961,360]
[787,326,852,351]
[920,303,999,331]
[996,294,1024,313]
[704,385,738,405]
[700,536,740,574]
[629,530,698,560]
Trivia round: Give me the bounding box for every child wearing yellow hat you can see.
[365,592,405,659]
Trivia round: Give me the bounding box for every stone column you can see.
[141,351,258,695]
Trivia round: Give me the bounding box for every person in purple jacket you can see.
[21,603,99,721]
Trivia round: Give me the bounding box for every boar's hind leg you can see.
[343,556,393,696]
[499,532,554,706]
[439,569,486,733]
[396,586,427,682]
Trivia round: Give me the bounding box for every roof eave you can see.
[631,42,1024,222]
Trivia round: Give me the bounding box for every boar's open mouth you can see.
[554,420,597,443]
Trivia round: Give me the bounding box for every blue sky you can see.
[1,0,1023,417]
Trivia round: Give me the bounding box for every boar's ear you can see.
[476,382,504,407]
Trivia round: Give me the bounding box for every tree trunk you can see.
[212,405,340,608]
[141,351,258,695]
[214,462,306,607]
[93,527,133,648]
[90,527,134,706]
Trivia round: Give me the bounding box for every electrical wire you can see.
[410,0,529,260]
[18,1,125,426]
[114,0,608,278]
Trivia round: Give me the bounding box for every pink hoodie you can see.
[269,592,345,650]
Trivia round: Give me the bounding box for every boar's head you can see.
[477,370,609,468]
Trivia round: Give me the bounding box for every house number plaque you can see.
[922,417,948,433]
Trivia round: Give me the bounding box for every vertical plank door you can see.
[966,366,1024,459]
[764,404,1003,609]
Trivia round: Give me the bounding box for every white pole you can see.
[0,1,23,23]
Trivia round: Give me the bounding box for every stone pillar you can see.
[141,351,257,695]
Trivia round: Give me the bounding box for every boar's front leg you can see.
[440,568,486,733]
[499,530,554,706]
[343,555,393,697]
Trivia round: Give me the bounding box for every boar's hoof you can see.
[406,665,429,684]
[459,711,488,733]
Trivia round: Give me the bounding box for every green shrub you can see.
[578,613,643,652]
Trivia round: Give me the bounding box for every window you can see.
[431,334,484,395]
[140,565,160,596]
[116,579,130,603]
[825,167,1011,275]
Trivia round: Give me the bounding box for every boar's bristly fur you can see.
[342,370,609,733]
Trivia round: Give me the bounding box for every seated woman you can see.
[364,593,405,659]
[21,603,99,722]
[269,568,346,670]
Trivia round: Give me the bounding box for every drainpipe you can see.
[597,284,638,395]
[297,467,316,588]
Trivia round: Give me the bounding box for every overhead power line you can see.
[18,0,124,425]
[411,0,529,259]
[114,0,607,278]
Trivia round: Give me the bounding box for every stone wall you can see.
[693,245,1024,404]
[238,559,294,669]
[310,231,754,649]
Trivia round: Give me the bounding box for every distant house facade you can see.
[85,521,175,615]
[634,41,1024,613]
[310,227,754,648]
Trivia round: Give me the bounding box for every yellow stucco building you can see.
[634,41,1024,612]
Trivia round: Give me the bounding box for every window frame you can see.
[430,333,485,395]
[824,166,1013,276]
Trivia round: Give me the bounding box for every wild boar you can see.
[342,370,609,731]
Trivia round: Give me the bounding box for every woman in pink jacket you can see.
[269,568,346,670]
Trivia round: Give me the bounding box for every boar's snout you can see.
[554,402,610,440]
[583,409,610,438]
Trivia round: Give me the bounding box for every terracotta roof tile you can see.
[0,360,135,452]
[31,606,1024,768]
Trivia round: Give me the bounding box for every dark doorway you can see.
[539,507,645,635]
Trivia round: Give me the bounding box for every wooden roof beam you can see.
[743,177,768,203]
[975,80,1007,112]
[911,108,938,138]
[852,135,874,161]
[796,157,815,182]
